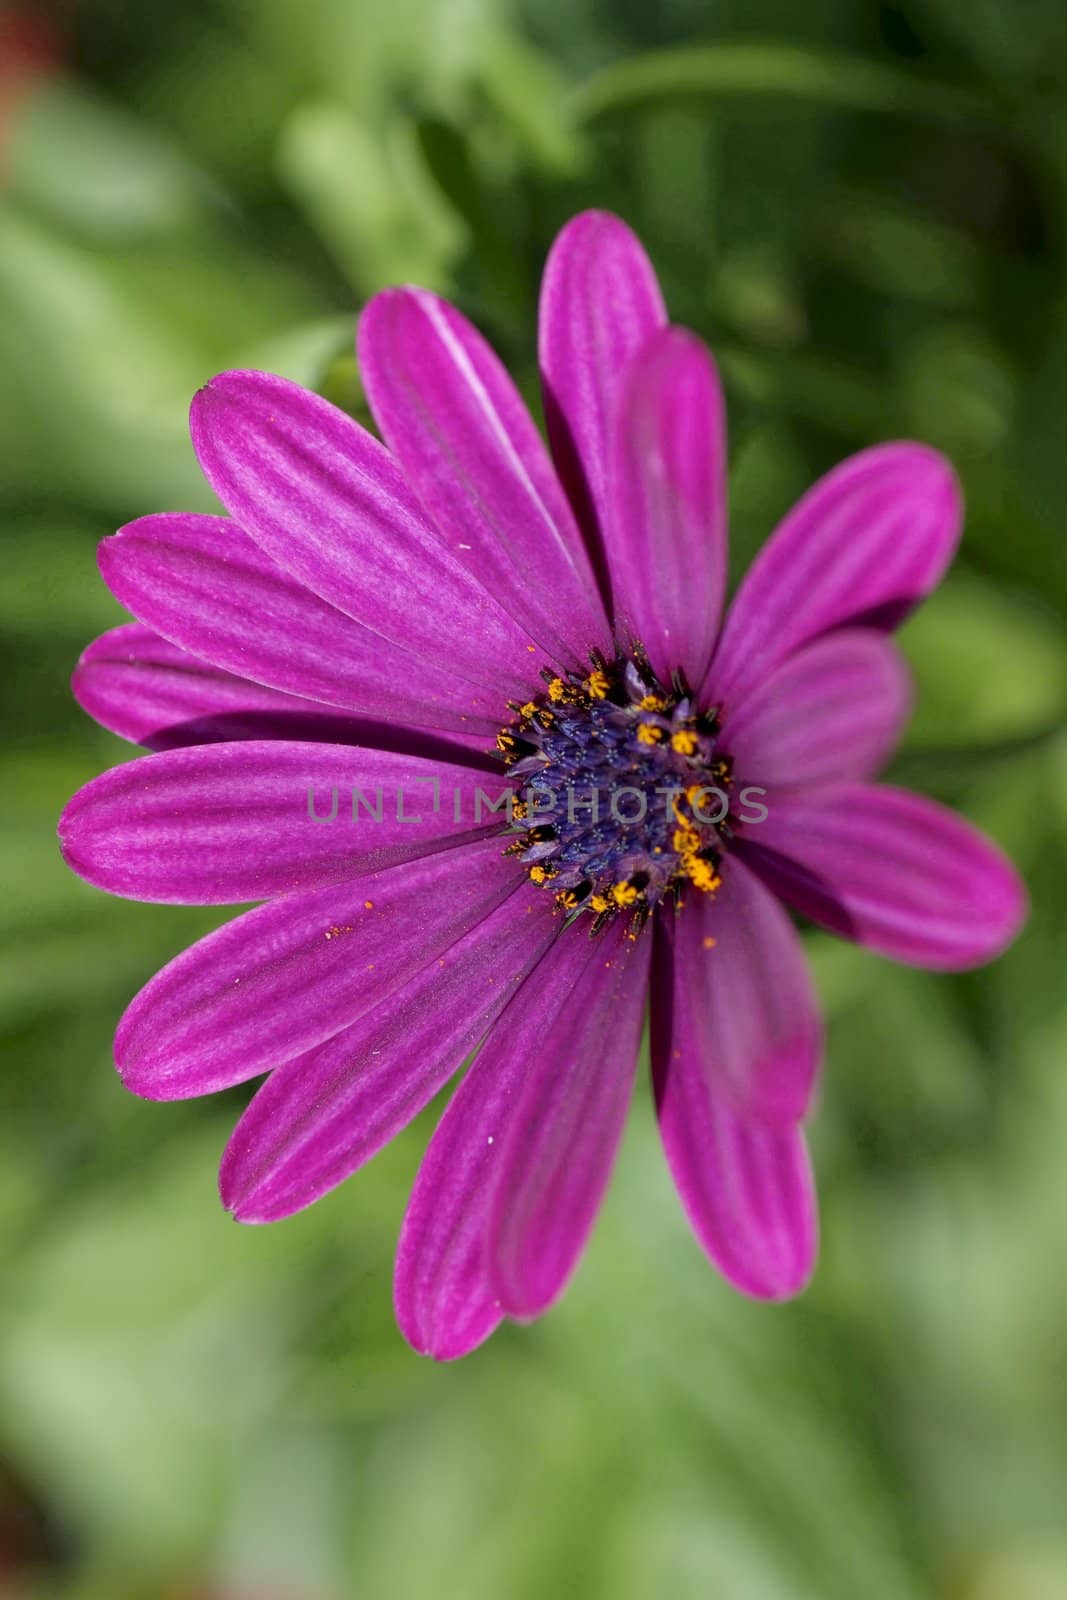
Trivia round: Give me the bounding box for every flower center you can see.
[495,650,735,935]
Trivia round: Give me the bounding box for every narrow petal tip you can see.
[975,851,1029,967]
[743,785,1029,972]
[707,438,966,710]
[189,365,264,416]
[544,207,654,260]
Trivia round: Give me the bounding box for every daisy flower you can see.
[58,211,1026,1358]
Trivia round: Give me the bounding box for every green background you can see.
[3,0,1067,1595]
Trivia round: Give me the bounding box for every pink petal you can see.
[607,327,727,686]
[488,920,651,1319]
[190,370,540,695]
[357,287,610,669]
[114,835,523,1101]
[59,741,508,903]
[99,513,506,738]
[720,629,912,790]
[394,921,647,1358]
[662,858,823,1125]
[72,623,492,758]
[221,881,558,1223]
[739,784,1028,970]
[538,209,666,571]
[74,623,370,749]
[705,443,962,716]
[651,922,818,1299]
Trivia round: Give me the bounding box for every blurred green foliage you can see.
[2,0,1066,1595]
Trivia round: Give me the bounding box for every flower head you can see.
[59,211,1026,1358]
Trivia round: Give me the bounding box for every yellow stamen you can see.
[511,799,527,821]
[518,701,537,721]
[612,881,640,906]
[529,863,557,885]
[589,893,610,914]
[636,722,663,746]
[547,677,568,703]
[671,729,699,756]
[639,694,666,711]
[585,669,610,700]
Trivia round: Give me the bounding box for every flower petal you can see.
[662,858,823,1125]
[739,784,1028,970]
[190,370,539,694]
[99,513,506,737]
[73,623,371,750]
[221,881,557,1223]
[115,835,523,1101]
[59,741,509,903]
[651,921,818,1299]
[538,209,666,583]
[705,443,962,715]
[720,629,912,790]
[72,623,494,759]
[358,287,610,668]
[607,326,727,686]
[394,921,645,1358]
[488,920,650,1319]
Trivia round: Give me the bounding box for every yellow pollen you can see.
[585,669,610,700]
[496,731,516,754]
[636,722,663,745]
[639,694,666,711]
[612,881,640,906]
[684,857,722,894]
[511,799,527,821]
[671,729,699,756]
[672,824,699,855]
[518,702,537,721]
[547,677,567,702]
[529,864,557,885]
[557,889,580,911]
[589,893,610,914]
[703,935,717,949]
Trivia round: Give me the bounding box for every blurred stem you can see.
[572,42,996,126]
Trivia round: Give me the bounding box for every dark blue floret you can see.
[494,653,736,932]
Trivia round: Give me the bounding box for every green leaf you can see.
[573,43,992,125]
[276,101,465,295]
[0,206,215,510]
[478,30,588,176]
[7,79,220,238]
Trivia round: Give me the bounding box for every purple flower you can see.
[59,211,1026,1359]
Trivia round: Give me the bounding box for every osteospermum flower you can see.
[59,211,1026,1358]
